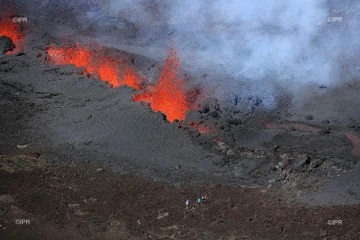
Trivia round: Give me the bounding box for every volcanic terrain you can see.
[1,1,360,239]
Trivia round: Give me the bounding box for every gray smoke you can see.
[102,0,359,108]
[7,0,360,108]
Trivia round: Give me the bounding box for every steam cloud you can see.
[9,0,360,108]
[102,0,359,108]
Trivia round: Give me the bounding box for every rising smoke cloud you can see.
[102,0,359,108]
[8,0,360,108]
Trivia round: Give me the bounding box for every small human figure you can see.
[185,199,189,209]
[197,197,201,206]
[202,196,206,204]
[204,195,207,204]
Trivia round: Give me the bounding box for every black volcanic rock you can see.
[209,110,220,118]
[292,156,310,172]
[305,115,313,120]
[226,118,242,125]
[319,127,331,136]
[0,36,15,53]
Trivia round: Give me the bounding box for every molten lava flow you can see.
[120,67,141,90]
[188,122,211,134]
[47,43,142,89]
[97,58,120,88]
[196,125,210,134]
[133,48,194,122]
[0,10,25,54]
[345,133,360,156]
[47,43,93,71]
[48,44,199,121]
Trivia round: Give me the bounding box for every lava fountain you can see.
[46,42,142,89]
[132,48,198,123]
[47,43,200,123]
[0,9,25,54]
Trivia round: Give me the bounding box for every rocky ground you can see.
[1,155,360,240]
[1,1,360,239]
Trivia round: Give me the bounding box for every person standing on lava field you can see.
[197,197,201,206]
[186,199,189,209]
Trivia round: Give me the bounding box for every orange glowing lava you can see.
[47,43,93,70]
[47,43,142,89]
[345,133,360,156]
[197,125,210,134]
[132,48,194,122]
[188,122,211,134]
[97,58,120,87]
[120,67,141,90]
[0,10,25,54]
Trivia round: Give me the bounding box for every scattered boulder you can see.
[250,168,261,178]
[215,141,231,154]
[319,127,331,136]
[108,220,127,232]
[16,144,28,149]
[291,156,310,172]
[309,159,324,169]
[0,36,15,53]
[0,195,15,204]
[273,145,280,153]
[347,188,356,196]
[157,209,169,220]
[275,156,291,170]
[67,203,80,208]
[213,157,231,167]
[75,209,89,216]
[305,115,313,120]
